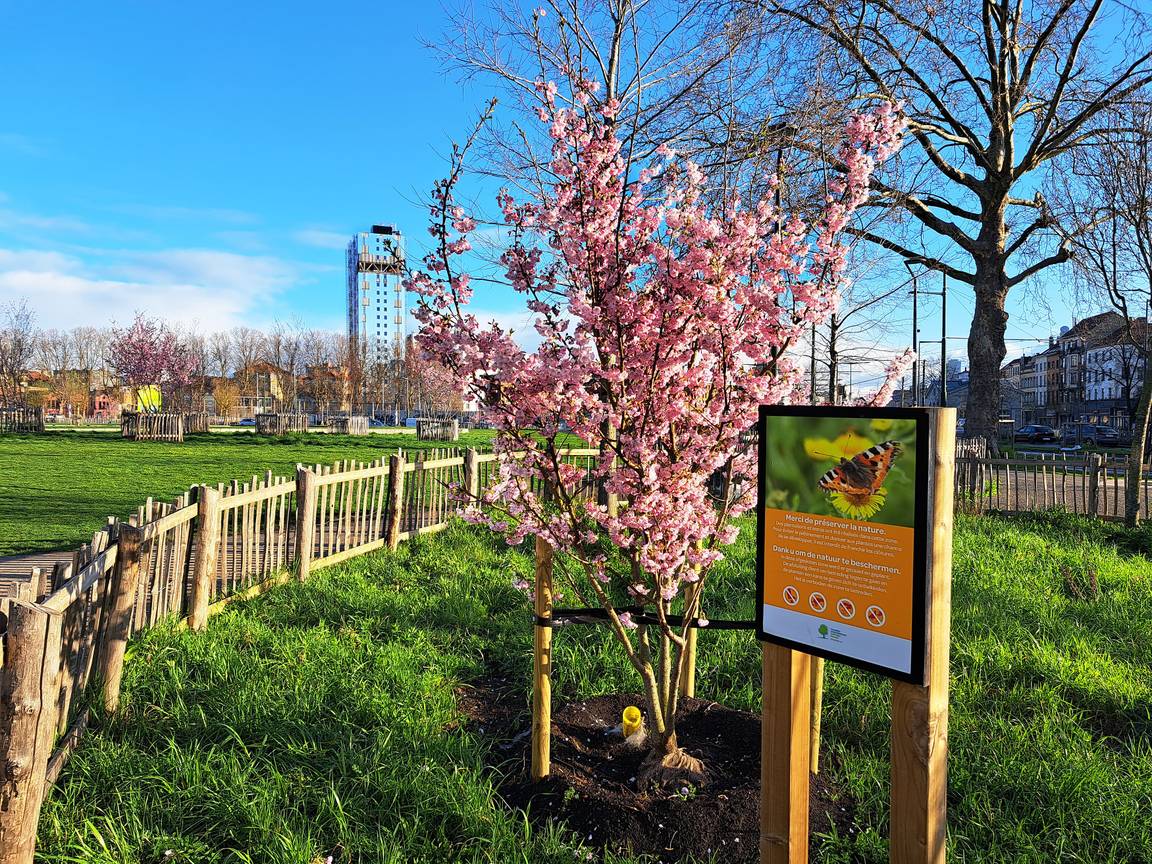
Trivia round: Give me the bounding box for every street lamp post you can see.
[904,261,919,404]
[905,262,948,407]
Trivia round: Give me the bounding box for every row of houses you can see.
[1001,311,1148,430]
[19,361,369,421]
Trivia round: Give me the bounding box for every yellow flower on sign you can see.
[804,430,874,462]
[829,486,888,520]
[870,418,894,432]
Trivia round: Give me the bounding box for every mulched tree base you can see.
[458,677,858,863]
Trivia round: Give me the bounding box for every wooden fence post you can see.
[295,466,317,581]
[464,448,480,502]
[386,454,406,551]
[890,408,954,864]
[760,641,811,864]
[190,485,220,629]
[0,602,58,864]
[531,533,554,781]
[98,523,142,714]
[1086,453,1102,518]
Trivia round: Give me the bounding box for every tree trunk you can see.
[1124,371,1151,527]
[635,628,704,788]
[965,258,1010,447]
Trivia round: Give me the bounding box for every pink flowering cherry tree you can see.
[408,80,905,784]
[108,314,201,413]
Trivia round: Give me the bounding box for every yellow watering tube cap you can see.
[622,705,643,737]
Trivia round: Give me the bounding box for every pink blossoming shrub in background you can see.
[108,313,201,412]
[407,79,905,779]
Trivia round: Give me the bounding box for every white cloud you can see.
[294,228,350,250]
[0,208,93,234]
[0,133,46,157]
[110,204,261,225]
[0,246,304,332]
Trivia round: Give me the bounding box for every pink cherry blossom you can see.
[406,77,905,754]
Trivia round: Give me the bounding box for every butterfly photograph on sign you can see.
[760,413,920,528]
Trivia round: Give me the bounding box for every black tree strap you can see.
[534,606,756,630]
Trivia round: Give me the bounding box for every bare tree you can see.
[436,0,801,202]
[208,331,233,379]
[230,326,267,397]
[212,379,241,420]
[764,0,1152,443]
[1057,99,1152,525]
[72,325,110,404]
[267,321,304,411]
[809,263,907,403]
[37,328,74,374]
[0,300,37,405]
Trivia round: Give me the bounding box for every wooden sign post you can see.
[756,406,954,864]
[890,409,953,864]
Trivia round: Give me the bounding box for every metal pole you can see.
[911,271,919,405]
[940,274,948,408]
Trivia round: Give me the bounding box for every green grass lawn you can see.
[37,512,1152,863]
[0,429,496,557]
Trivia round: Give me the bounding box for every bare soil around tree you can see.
[457,675,856,863]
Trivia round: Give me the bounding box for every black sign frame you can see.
[755,404,933,685]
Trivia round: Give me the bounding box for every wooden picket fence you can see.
[0,445,601,862]
[256,413,309,436]
[416,418,459,441]
[955,453,1152,520]
[0,406,45,433]
[327,416,369,435]
[121,412,184,442]
[183,412,210,434]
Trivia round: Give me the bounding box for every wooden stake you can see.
[0,603,56,864]
[890,408,954,864]
[531,534,554,781]
[294,466,317,581]
[678,580,700,699]
[99,523,142,714]
[386,454,406,550]
[190,485,221,630]
[760,642,811,864]
[810,657,824,774]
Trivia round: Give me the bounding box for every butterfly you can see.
[818,440,904,519]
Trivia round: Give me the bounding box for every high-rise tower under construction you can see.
[346,224,405,371]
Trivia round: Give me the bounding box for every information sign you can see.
[756,406,930,684]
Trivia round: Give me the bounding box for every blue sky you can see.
[0,1,518,335]
[0,1,1091,387]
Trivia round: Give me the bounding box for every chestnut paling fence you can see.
[954,452,1152,520]
[0,445,599,863]
[1,440,1146,859]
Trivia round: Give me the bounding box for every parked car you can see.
[1090,425,1121,446]
[1061,423,1094,445]
[1061,423,1121,446]
[232,418,256,427]
[1014,424,1058,443]
[368,418,385,428]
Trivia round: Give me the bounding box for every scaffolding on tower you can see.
[345,225,406,414]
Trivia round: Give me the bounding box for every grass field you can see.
[36,512,1152,863]
[0,429,496,557]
